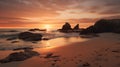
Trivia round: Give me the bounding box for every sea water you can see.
[0,28,88,50]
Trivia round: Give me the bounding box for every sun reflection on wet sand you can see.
[38,37,89,51]
[45,41,56,49]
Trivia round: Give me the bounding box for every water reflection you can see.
[40,37,88,49]
[0,36,88,50]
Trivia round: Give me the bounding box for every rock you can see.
[114,28,120,33]
[8,30,18,32]
[0,49,40,63]
[112,50,120,53]
[80,19,120,34]
[44,53,59,58]
[80,34,99,38]
[58,22,81,33]
[62,22,72,30]
[73,24,81,32]
[29,28,46,31]
[42,38,50,40]
[82,63,91,67]
[6,37,17,41]
[80,26,95,34]
[44,53,53,58]
[18,32,42,41]
[11,41,19,43]
[13,47,33,51]
[59,22,72,32]
[32,41,38,43]
[94,19,115,33]
[73,24,79,30]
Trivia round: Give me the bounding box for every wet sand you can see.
[0,33,120,67]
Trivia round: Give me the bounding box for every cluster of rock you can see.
[58,22,80,33]
[80,19,120,34]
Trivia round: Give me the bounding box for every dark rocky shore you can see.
[58,19,120,35]
[80,19,120,34]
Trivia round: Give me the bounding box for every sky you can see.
[0,0,120,28]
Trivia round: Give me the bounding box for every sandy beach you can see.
[0,33,119,67]
[0,0,120,67]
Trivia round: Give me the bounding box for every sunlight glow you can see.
[43,24,52,31]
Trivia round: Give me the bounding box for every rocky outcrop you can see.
[73,24,79,30]
[18,32,42,41]
[73,24,81,32]
[59,22,81,33]
[80,19,120,34]
[59,22,72,32]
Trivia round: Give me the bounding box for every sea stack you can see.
[60,22,72,32]
[73,24,79,30]
[18,32,43,41]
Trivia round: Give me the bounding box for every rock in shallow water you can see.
[18,32,43,41]
[0,49,40,63]
[29,28,46,31]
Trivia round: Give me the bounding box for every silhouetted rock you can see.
[29,28,46,31]
[80,34,99,38]
[73,24,81,32]
[59,22,72,32]
[0,49,40,63]
[13,47,33,51]
[18,32,42,41]
[44,53,53,58]
[6,37,17,41]
[11,41,19,43]
[73,24,79,30]
[44,53,60,58]
[42,38,50,40]
[9,30,18,32]
[80,26,95,34]
[82,62,91,67]
[80,19,120,34]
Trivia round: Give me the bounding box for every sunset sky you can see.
[0,0,120,28]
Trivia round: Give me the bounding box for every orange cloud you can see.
[0,0,120,27]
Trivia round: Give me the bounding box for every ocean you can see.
[0,28,89,50]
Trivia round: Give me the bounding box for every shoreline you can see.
[0,33,119,67]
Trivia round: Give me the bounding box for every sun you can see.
[44,24,52,31]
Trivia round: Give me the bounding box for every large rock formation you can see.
[80,19,120,34]
[58,22,81,33]
[59,22,72,32]
[18,32,42,41]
